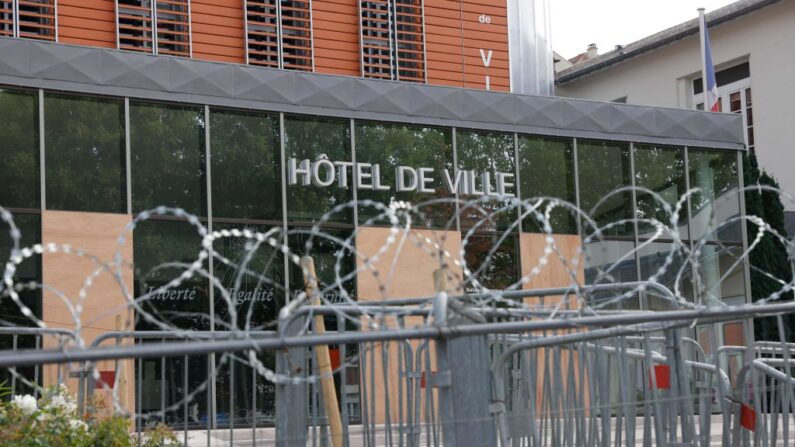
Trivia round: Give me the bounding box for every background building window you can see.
[44,94,127,214]
[116,0,191,57]
[245,0,313,71]
[360,0,426,82]
[693,62,753,153]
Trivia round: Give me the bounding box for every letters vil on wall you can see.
[0,39,745,150]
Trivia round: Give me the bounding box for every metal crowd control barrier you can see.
[0,326,76,398]
[3,290,795,445]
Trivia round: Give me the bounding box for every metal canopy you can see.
[0,37,744,150]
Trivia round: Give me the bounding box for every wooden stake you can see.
[433,267,448,294]
[301,256,343,447]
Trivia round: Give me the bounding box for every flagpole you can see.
[697,8,709,110]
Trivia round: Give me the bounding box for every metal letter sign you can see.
[480,49,493,90]
[287,157,515,197]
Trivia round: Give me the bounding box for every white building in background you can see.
[555,0,795,229]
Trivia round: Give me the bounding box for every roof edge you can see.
[556,0,782,85]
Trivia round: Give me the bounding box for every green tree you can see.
[744,153,795,341]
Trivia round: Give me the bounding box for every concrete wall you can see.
[557,1,795,208]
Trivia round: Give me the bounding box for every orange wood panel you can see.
[425,0,509,90]
[424,0,463,88]
[191,0,245,63]
[57,0,116,49]
[462,0,509,90]
[312,0,359,77]
[41,210,135,408]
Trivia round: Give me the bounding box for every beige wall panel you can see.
[354,227,462,425]
[519,232,588,411]
[41,210,134,413]
[355,227,464,302]
[519,233,583,307]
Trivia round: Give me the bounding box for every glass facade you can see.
[0,87,749,422]
[0,89,750,309]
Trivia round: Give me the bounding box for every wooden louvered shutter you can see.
[0,1,13,37]
[117,0,155,52]
[155,0,190,57]
[393,0,424,82]
[279,0,312,71]
[360,0,393,80]
[17,0,56,41]
[246,0,313,71]
[246,0,280,68]
[359,0,425,82]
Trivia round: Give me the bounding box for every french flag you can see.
[698,9,720,112]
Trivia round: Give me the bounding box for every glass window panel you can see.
[584,239,639,309]
[284,116,353,224]
[633,145,688,240]
[462,232,519,292]
[44,94,126,213]
[695,243,746,304]
[355,122,454,228]
[137,354,208,429]
[134,219,210,330]
[287,227,356,303]
[0,89,39,209]
[210,109,281,221]
[212,222,285,330]
[456,130,517,231]
[212,221,280,427]
[688,150,741,242]
[0,214,41,325]
[214,351,275,427]
[637,241,693,309]
[131,102,206,216]
[517,136,577,234]
[0,211,41,397]
[577,140,634,237]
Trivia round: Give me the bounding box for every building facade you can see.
[0,2,743,430]
[556,0,795,218]
[0,0,520,91]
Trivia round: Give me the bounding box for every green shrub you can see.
[0,385,176,446]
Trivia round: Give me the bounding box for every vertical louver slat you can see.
[117,0,155,53]
[246,0,280,68]
[0,1,14,37]
[17,0,55,41]
[360,0,393,80]
[394,0,424,82]
[156,0,190,57]
[279,0,312,71]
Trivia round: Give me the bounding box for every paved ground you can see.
[176,414,795,446]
